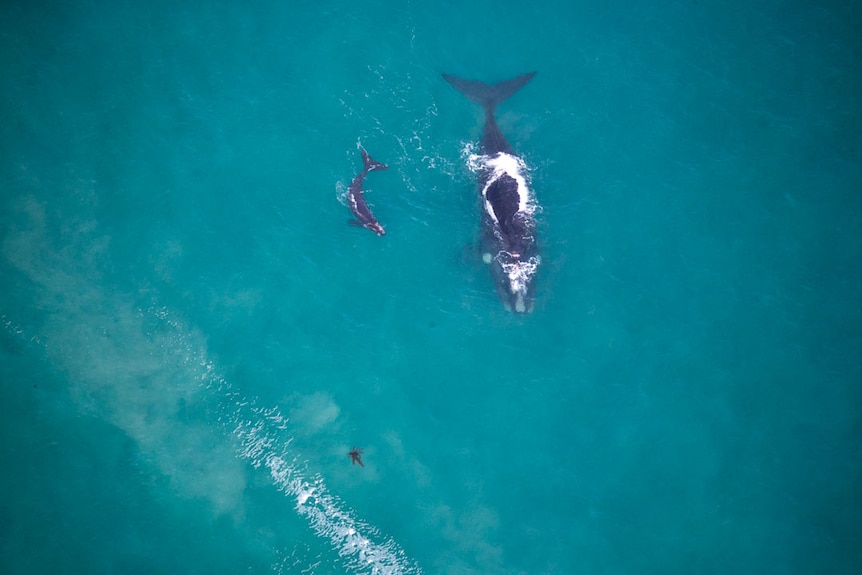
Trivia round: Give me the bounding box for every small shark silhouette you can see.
[348,446,364,467]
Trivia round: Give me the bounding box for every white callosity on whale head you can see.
[496,251,540,292]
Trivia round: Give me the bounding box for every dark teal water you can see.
[2,1,861,573]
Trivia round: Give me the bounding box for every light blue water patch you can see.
[2,0,862,574]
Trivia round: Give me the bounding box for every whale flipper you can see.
[442,72,536,115]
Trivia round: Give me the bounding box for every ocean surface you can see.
[2,1,860,574]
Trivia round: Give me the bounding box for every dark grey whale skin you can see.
[346,149,387,236]
[443,72,539,313]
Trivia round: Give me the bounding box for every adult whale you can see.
[443,72,540,313]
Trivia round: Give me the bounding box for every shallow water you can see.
[2,1,861,573]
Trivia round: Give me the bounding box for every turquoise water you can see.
[2,0,861,573]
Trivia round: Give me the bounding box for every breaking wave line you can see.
[152,308,422,575]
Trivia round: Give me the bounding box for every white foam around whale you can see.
[461,143,539,222]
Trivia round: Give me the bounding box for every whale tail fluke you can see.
[361,149,388,172]
[442,72,536,116]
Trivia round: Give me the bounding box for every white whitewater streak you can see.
[1,192,420,574]
[152,309,422,575]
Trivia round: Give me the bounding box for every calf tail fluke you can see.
[442,71,536,115]
[361,149,388,172]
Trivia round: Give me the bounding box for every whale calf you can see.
[346,149,388,236]
[443,72,540,313]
